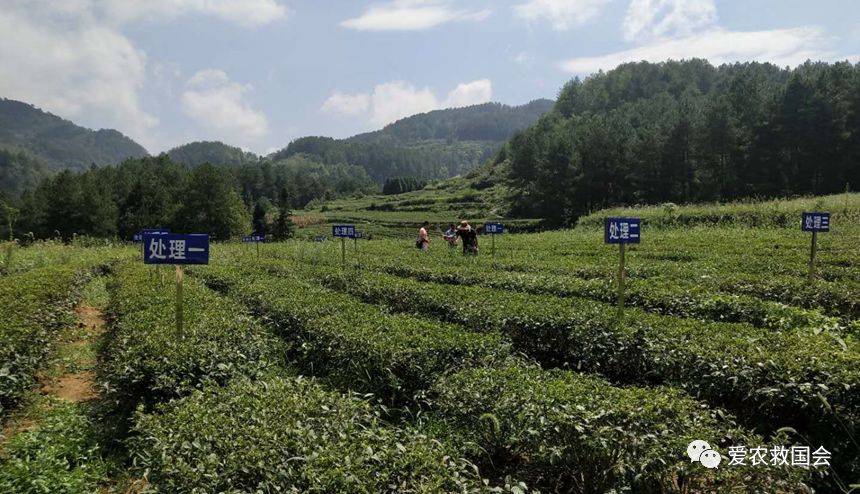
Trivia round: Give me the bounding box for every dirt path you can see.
[0,302,106,447]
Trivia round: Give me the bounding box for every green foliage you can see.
[314,268,860,478]
[273,101,553,183]
[100,263,282,410]
[509,60,860,224]
[165,140,257,167]
[0,98,147,174]
[0,148,49,197]
[271,187,295,240]
[196,264,513,406]
[429,366,808,493]
[383,176,427,195]
[0,399,110,493]
[132,376,485,493]
[0,265,89,417]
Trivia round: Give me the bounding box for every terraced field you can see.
[0,196,857,492]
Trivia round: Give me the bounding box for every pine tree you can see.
[272,187,295,240]
[252,202,269,235]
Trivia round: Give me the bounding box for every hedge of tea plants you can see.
[0,264,92,418]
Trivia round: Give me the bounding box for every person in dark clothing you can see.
[456,220,478,255]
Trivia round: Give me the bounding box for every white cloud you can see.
[369,81,440,126]
[341,0,490,31]
[321,78,493,128]
[443,79,493,108]
[321,91,371,116]
[623,0,717,41]
[0,2,157,148]
[181,69,269,144]
[98,0,290,28]
[514,0,610,31]
[558,27,835,74]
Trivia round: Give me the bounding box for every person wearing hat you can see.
[456,220,478,255]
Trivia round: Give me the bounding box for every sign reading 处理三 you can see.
[802,212,830,232]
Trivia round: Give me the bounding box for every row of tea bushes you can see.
[100,263,282,411]
[194,265,515,406]
[0,264,93,418]
[104,263,492,492]
[428,366,809,493]
[202,263,812,492]
[313,268,860,480]
[376,264,845,334]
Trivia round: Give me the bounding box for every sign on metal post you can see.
[332,225,356,267]
[604,218,640,313]
[802,212,830,283]
[142,233,209,338]
[485,222,503,260]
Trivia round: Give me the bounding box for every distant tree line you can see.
[382,176,426,195]
[505,60,860,225]
[3,154,375,241]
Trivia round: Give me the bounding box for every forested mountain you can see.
[0,98,148,170]
[166,141,259,167]
[503,59,860,225]
[272,100,554,182]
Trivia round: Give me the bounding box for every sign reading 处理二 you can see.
[241,234,266,243]
[332,225,356,238]
[143,233,209,265]
[802,212,830,232]
[133,228,170,242]
[604,217,640,314]
[604,217,641,244]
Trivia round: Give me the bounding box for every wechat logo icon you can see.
[688,440,721,469]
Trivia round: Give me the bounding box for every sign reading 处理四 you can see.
[332,225,356,238]
[802,212,830,232]
[143,233,209,265]
[604,218,641,244]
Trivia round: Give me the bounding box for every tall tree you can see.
[272,187,295,241]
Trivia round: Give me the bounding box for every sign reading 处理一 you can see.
[241,234,266,242]
[485,222,504,234]
[802,212,830,232]
[604,218,641,244]
[143,233,209,265]
[332,225,356,238]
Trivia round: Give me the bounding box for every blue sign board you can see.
[332,225,356,238]
[133,228,169,242]
[354,231,363,239]
[802,212,830,232]
[604,217,641,244]
[485,222,504,234]
[241,234,266,242]
[143,233,209,265]
[314,235,327,242]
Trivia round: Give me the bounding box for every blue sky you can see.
[1,0,857,154]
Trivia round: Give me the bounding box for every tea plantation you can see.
[0,194,857,493]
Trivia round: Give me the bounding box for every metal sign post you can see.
[802,212,830,283]
[143,233,209,337]
[332,225,356,269]
[604,218,640,314]
[485,223,504,262]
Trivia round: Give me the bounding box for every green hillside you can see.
[272,100,553,183]
[166,141,258,167]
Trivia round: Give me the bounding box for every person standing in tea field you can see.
[443,223,458,248]
[456,221,478,255]
[417,221,431,251]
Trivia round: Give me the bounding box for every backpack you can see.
[415,239,422,249]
